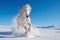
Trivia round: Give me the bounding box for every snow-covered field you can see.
[0,27,60,40]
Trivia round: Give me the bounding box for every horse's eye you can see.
[26,6,29,8]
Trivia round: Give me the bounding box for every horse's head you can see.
[20,4,31,18]
[24,4,32,16]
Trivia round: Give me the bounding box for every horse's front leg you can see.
[23,26,27,34]
[28,23,31,33]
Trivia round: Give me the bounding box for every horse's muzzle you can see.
[26,15,30,18]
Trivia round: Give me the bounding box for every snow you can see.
[0,26,60,40]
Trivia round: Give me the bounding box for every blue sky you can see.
[0,0,60,27]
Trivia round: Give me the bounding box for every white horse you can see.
[16,4,32,34]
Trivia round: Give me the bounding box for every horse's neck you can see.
[17,13,26,19]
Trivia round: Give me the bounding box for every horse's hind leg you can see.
[17,24,20,30]
[17,21,21,30]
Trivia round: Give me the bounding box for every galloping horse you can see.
[16,4,32,34]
